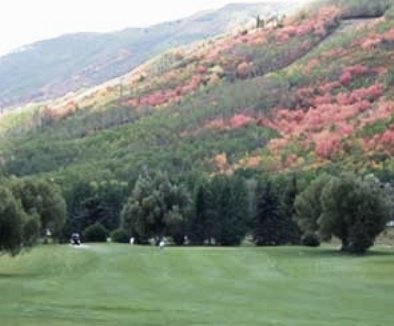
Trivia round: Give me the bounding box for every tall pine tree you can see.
[212,175,249,246]
[190,182,216,245]
[280,174,301,244]
[253,180,286,246]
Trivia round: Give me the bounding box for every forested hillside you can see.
[1,0,392,184]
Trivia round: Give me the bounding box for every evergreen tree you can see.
[211,175,249,246]
[253,180,284,245]
[280,174,301,244]
[282,174,297,218]
[189,183,211,245]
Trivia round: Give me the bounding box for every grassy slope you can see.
[1,244,393,326]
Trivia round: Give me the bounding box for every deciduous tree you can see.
[295,173,390,253]
[0,186,25,255]
[294,174,330,236]
[320,173,390,253]
[10,178,67,240]
[121,169,192,244]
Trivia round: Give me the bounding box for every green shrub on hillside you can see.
[358,119,389,138]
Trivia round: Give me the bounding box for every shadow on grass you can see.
[247,243,394,260]
[290,246,394,259]
[361,249,394,257]
[0,272,37,279]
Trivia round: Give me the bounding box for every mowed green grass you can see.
[0,244,393,326]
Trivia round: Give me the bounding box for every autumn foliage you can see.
[2,0,393,178]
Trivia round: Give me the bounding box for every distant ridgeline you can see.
[0,2,299,110]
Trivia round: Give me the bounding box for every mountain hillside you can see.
[0,0,393,187]
[0,2,300,109]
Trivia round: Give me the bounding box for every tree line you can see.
[1,169,392,256]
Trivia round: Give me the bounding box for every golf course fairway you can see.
[0,244,393,325]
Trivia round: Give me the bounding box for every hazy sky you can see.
[0,0,303,56]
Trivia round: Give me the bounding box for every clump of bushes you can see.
[301,232,321,247]
[82,223,109,242]
[110,228,129,243]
